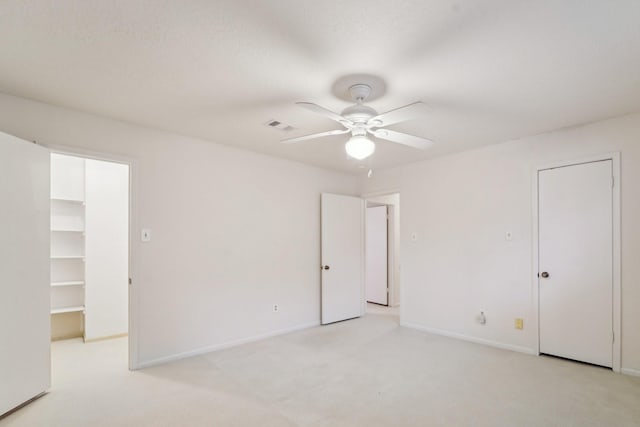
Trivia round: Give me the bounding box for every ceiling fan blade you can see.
[296,102,352,125]
[367,102,426,127]
[370,129,434,150]
[281,129,350,144]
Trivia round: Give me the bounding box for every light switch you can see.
[411,233,418,242]
[505,231,513,241]
[515,318,524,330]
[141,228,151,242]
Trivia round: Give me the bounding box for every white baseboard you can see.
[401,321,537,356]
[135,321,320,370]
[621,368,640,377]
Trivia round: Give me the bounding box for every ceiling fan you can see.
[281,84,433,160]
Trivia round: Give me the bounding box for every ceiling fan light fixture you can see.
[345,135,375,160]
[284,85,433,157]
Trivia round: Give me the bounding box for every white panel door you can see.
[539,160,613,367]
[321,193,364,325]
[85,159,129,341]
[0,132,51,415]
[366,206,388,305]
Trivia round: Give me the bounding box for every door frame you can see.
[361,189,401,309]
[45,143,139,371]
[531,152,621,372]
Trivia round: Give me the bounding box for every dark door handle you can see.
[322,265,330,270]
[540,272,550,279]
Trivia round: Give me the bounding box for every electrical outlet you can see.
[515,318,524,330]
[273,304,279,313]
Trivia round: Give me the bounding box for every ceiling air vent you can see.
[265,119,295,132]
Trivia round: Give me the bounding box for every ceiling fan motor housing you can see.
[342,84,378,124]
[341,104,377,123]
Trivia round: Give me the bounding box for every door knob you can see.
[540,272,550,278]
[322,265,330,270]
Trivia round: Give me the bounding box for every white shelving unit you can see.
[50,154,86,340]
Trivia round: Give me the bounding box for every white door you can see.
[85,159,129,341]
[366,206,388,305]
[0,132,51,415]
[321,193,364,325]
[539,160,613,367]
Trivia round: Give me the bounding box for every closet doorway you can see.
[365,204,389,306]
[50,153,130,354]
[364,192,400,316]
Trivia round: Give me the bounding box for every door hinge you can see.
[613,332,615,343]
[128,278,132,285]
[611,176,615,188]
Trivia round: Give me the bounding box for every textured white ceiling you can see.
[1,0,639,173]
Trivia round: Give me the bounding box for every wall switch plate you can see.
[273,304,279,312]
[505,232,513,241]
[141,228,151,242]
[477,312,487,325]
[411,233,418,242]
[515,318,524,330]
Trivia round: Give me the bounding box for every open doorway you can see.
[364,193,400,318]
[49,153,130,373]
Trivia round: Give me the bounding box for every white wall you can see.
[0,92,359,368]
[361,113,640,374]
[50,153,85,201]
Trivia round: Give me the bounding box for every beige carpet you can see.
[2,313,640,426]
[366,302,399,316]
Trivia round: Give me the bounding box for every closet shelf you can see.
[51,281,85,287]
[51,255,85,260]
[51,197,85,204]
[51,306,85,315]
